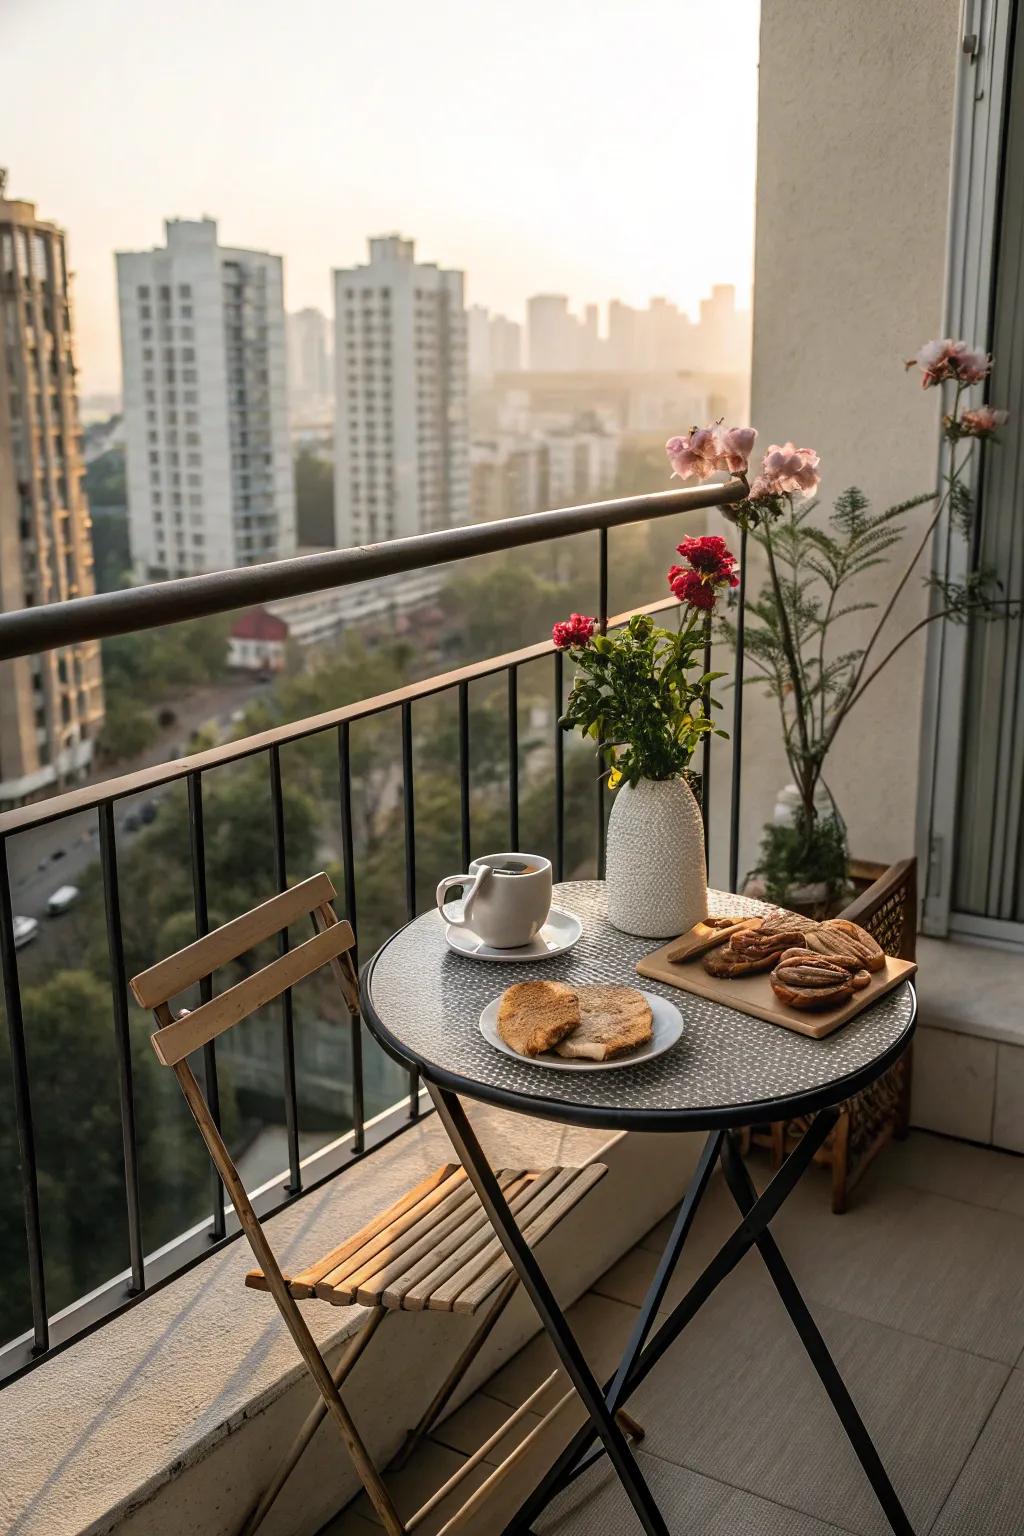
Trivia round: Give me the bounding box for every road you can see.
[9,674,270,926]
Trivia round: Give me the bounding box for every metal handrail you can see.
[0,479,745,658]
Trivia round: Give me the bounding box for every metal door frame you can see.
[918,0,1019,942]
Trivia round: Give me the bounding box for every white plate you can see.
[445,905,582,962]
[479,990,683,1071]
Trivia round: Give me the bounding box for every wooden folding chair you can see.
[130,872,637,1536]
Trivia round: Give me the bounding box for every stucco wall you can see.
[744,0,962,866]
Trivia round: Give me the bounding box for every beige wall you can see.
[745,0,961,866]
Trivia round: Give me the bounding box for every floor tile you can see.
[431,1388,544,1465]
[931,1369,1024,1535]
[536,1448,860,1535]
[346,1438,493,1532]
[628,1262,1008,1536]
[485,1290,641,1415]
[860,1129,1024,1215]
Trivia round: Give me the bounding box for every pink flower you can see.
[667,566,717,611]
[666,426,720,483]
[750,443,821,499]
[552,613,597,650]
[714,425,757,475]
[959,405,1009,437]
[908,339,992,388]
[675,534,740,586]
[666,423,757,481]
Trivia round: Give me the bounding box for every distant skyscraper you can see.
[333,236,468,546]
[468,305,522,378]
[527,295,575,371]
[287,306,331,418]
[0,181,104,805]
[116,218,295,578]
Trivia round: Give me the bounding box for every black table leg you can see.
[427,1084,671,1536]
[719,1130,915,1536]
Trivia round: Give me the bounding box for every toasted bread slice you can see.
[553,985,653,1061]
[497,980,580,1057]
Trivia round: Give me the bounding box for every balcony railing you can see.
[0,477,749,1386]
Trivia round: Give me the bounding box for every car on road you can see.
[13,915,39,949]
[47,885,80,915]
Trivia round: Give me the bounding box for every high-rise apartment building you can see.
[333,236,468,546]
[527,295,576,371]
[287,306,331,419]
[0,181,104,806]
[116,218,294,579]
[468,306,522,379]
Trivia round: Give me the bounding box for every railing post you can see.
[596,528,609,879]
[400,701,420,1117]
[553,651,565,883]
[337,721,365,1154]
[507,665,519,852]
[187,771,226,1239]
[729,526,748,893]
[702,626,712,875]
[458,681,471,870]
[269,745,302,1194]
[0,838,49,1353]
[98,804,146,1294]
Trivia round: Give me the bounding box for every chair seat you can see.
[246,1161,606,1316]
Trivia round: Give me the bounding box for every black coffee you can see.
[491,861,539,876]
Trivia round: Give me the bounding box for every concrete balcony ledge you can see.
[912,937,1024,1152]
[0,1101,697,1536]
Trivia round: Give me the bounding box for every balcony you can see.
[0,472,1023,1536]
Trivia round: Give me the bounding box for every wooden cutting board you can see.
[636,939,917,1039]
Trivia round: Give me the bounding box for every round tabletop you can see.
[360,881,917,1133]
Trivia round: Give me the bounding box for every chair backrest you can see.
[840,857,917,961]
[130,870,357,1065]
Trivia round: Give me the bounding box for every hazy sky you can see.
[3,0,761,395]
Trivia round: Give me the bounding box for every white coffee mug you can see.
[436,853,553,949]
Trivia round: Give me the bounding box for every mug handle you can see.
[436,871,484,925]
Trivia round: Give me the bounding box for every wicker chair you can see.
[751,858,917,1213]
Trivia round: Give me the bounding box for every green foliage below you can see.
[97,615,232,763]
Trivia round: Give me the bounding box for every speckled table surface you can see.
[361,881,916,1132]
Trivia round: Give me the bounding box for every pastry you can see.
[759,909,820,937]
[497,980,580,1056]
[770,953,854,1010]
[778,948,871,990]
[703,942,775,977]
[805,919,885,973]
[553,985,653,1060]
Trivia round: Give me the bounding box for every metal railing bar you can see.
[507,665,519,852]
[0,837,49,1353]
[729,527,748,893]
[595,527,610,879]
[98,803,146,1294]
[0,481,745,661]
[702,630,713,874]
[400,701,420,1117]
[458,681,471,870]
[0,1086,430,1389]
[553,651,565,883]
[0,595,682,840]
[269,745,302,1193]
[337,721,365,1155]
[187,772,226,1240]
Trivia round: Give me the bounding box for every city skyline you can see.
[1,0,760,395]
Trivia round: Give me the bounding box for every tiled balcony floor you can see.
[324,1131,1024,1536]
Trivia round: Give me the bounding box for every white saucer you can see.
[479,990,683,1071]
[444,905,582,962]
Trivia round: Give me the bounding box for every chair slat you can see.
[244,1164,461,1297]
[131,871,338,1009]
[357,1172,530,1308]
[149,919,355,1066]
[393,1172,551,1312]
[451,1166,606,1315]
[314,1172,473,1299]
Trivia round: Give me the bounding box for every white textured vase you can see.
[605,776,708,938]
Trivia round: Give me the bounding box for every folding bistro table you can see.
[360,880,918,1536]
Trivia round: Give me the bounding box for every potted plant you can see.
[666,342,1019,909]
[553,527,741,936]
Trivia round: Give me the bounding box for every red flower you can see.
[667,566,717,611]
[552,612,597,650]
[675,534,740,587]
